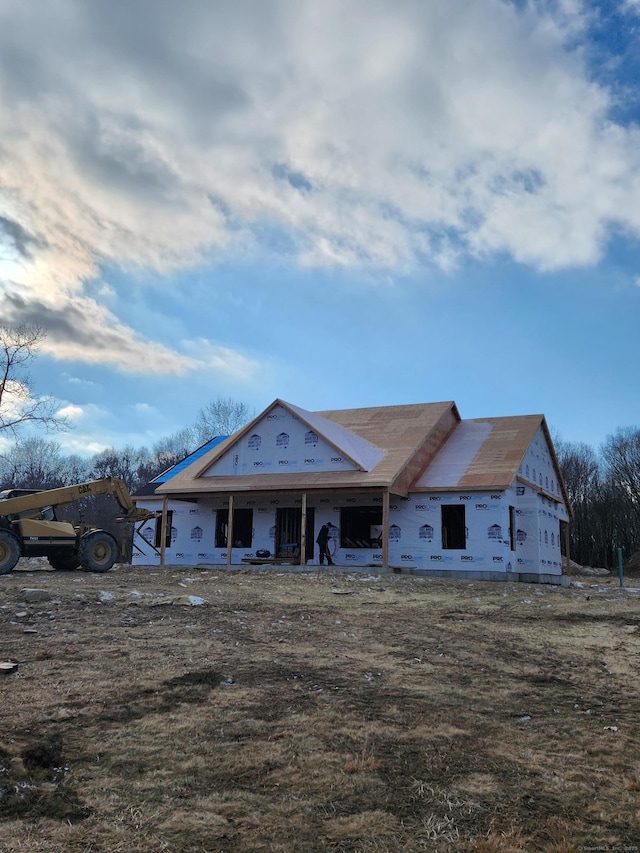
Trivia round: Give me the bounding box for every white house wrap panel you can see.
[201,403,375,476]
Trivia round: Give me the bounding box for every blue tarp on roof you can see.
[152,436,228,484]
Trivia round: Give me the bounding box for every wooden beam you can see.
[226,494,234,567]
[160,495,168,567]
[301,492,307,566]
[382,490,390,569]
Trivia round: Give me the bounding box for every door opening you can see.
[275,507,314,562]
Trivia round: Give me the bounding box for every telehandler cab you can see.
[0,477,155,574]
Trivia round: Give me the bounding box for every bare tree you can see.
[150,400,253,470]
[555,439,599,509]
[90,445,150,492]
[553,431,640,569]
[556,438,600,567]
[153,426,199,465]
[0,437,66,490]
[590,473,640,569]
[194,397,254,442]
[599,427,640,564]
[59,454,92,485]
[0,324,68,437]
[602,427,640,515]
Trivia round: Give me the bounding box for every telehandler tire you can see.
[79,531,119,573]
[48,553,80,571]
[0,530,21,575]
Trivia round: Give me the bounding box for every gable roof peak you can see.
[273,399,385,472]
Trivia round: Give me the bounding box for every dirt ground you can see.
[1,561,640,853]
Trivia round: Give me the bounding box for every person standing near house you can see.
[316,522,334,566]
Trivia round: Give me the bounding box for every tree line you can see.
[556,430,640,568]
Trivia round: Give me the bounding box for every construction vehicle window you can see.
[8,507,53,522]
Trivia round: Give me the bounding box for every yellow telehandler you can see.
[0,477,155,574]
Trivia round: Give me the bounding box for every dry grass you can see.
[1,564,640,851]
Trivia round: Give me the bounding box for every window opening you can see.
[442,505,466,549]
[340,506,383,548]
[509,505,516,551]
[215,508,253,548]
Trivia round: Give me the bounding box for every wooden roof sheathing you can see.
[156,399,460,497]
[413,415,544,491]
[155,400,570,511]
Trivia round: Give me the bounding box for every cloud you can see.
[58,434,112,456]
[181,338,261,381]
[63,373,97,387]
[1,0,640,369]
[1,289,198,375]
[0,214,41,258]
[49,402,129,455]
[56,403,84,421]
[1,288,259,379]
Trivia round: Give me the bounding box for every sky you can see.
[1,0,640,458]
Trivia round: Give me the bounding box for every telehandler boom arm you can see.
[0,477,151,520]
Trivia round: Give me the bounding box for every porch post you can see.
[160,495,168,567]
[301,492,307,566]
[226,494,234,567]
[382,490,390,570]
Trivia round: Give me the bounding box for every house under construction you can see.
[132,399,572,584]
